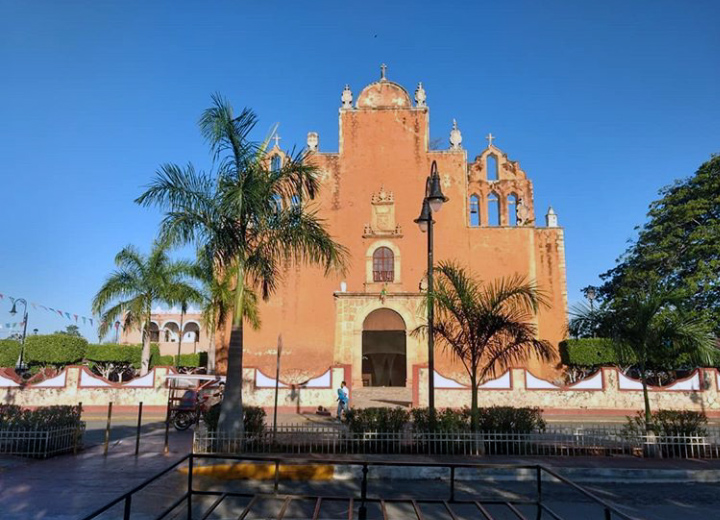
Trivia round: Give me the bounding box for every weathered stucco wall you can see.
[414,366,720,416]
[212,70,569,383]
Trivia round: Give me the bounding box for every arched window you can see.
[271,155,282,172]
[469,195,480,227]
[373,247,394,282]
[488,192,500,226]
[487,154,499,181]
[508,194,518,226]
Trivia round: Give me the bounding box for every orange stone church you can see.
[214,66,569,388]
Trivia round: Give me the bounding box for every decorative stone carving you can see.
[364,186,403,238]
[449,119,462,150]
[516,198,530,226]
[341,85,353,109]
[307,132,319,152]
[414,82,426,107]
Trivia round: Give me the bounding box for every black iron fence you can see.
[80,453,636,520]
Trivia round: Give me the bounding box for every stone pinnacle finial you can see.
[546,206,558,228]
[415,82,426,107]
[380,63,387,80]
[341,84,353,109]
[450,119,462,150]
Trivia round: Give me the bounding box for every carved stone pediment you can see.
[364,186,403,238]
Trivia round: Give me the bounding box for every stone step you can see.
[351,387,412,409]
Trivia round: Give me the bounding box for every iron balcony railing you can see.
[80,453,637,520]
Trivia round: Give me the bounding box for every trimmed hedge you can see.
[24,334,87,367]
[559,338,623,367]
[560,337,720,369]
[152,352,208,368]
[345,407,410,433]
[411,406,545,433]
[0,404,83,430]
[0,339,21,367]
[86,344,142,367]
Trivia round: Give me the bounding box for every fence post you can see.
[73,401,82,455]
[103,402,113,456]
[135,402,143,456]
[604,506,612,520]
[164,396,171,454]
[123,495,132,520]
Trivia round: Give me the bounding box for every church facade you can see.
[217,67,569,387]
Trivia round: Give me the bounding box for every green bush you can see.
[411,406,545,433]
[0,404,83,430]
[86,344,142,366]
[470,406,546,433]
[0,339,21,367]
[175,352,208,367]
[411,407,469,432]
[559,338,624,367]
[345,407,409,433]
[24,334,87,367]
[153,355,175,366]
[561,338,720,369]
[202,404,266,435]
[624,410,708,437]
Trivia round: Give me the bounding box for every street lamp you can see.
[585,287,596,312]
[414,161,448,424]
[9,298,29,374]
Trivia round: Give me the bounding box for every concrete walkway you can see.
[0,426,192,520]
[3,425,720,519]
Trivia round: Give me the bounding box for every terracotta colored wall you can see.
[218,78,568,382]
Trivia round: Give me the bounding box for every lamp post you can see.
[414,161,448,424]
[585,287,596,312]
[9,298,29,374]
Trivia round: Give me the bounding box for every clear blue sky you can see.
[1,1,718,341]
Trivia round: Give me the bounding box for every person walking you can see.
[336,381,349,420]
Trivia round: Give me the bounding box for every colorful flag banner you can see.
[2,291,100,330]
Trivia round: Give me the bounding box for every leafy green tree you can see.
[92,240,201,375]
[55,324,83,337]
[415,261,554,432]
[571,290,716,430]
[136,95,347,434]
[600,155,720,333]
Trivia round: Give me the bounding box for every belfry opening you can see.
[361,308,407,387]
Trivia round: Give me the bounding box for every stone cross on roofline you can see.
[486,133,495,147]
[380,63,387,80]
[272,134,281,148]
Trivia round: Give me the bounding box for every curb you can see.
[184,463,720,484]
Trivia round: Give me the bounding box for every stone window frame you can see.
[365,240,401,285]
[469,193,481,227]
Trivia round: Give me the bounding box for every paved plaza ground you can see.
[2,415,720,519]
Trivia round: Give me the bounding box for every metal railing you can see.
[80,453,637,520]
[0,424,85,458]
[193,424,720,458]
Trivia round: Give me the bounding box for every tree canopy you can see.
[600,154,720,333]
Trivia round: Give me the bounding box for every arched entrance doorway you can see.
[362,308,406,387]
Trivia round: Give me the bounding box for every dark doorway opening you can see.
[361,309,407,387]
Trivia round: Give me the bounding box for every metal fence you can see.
[194,424,720,458]
[0,424,84,458]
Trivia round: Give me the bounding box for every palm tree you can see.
[572,291,716,430]
[193,246,260,373]
[92,240,201,375]
[136,94,347,434]
[416,261,554,432]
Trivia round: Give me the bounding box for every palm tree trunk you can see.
[640,362,652,432]
[140,308,152,376]
[470,374,479,433]
[208,324,216,374]
[218,262,246,435]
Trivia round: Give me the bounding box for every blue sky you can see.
[1,1,718,341]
